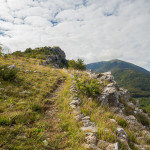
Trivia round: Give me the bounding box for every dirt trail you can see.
[43,79,67,150]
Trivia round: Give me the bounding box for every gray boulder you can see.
[100,72,114,82]
[85,132,97,145]
[98,86,120,107]
[118,88,130,102]
[8,64,16,69]
[116,128,128,141]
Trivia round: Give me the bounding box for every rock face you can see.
[96,72,129,108]
[43,47,67,67]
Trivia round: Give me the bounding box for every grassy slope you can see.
[0,56,85,150]
[0,56,150,150]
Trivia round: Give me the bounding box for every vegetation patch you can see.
[115,117,128,128]
[0,65,18,81]
[74,75,102,97]
[135,113,149,127]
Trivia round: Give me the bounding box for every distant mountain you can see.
[87,59,150,97]
[87,59,150,74]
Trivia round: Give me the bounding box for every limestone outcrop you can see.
[66,69,150,150]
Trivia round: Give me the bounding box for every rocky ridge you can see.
[67,70,150,150]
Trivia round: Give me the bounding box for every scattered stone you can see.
[110,119,117,124]
[0,88,5,91]
[104,128,109,134]
[75,113,85,121]
[110,107,121,114]
[25,70,31,73]
[127,102,135,109]
[81,126,98,133]
[73,107,81,115]
[106,142,119,150]
[85,132,97,145]
[8,64,16,69]
[88,97,92,101]
[19,90,31,94]
[83,143,101,150]
[100,72,114,82]
[116,128,128,141]
[43,140,48,146]
[118,88,130,102]
[69,99,81,108]
[97,140,110,149]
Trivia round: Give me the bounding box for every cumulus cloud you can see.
[0,0,150,70]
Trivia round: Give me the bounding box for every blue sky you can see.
[0,0,150,70]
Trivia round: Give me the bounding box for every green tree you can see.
[68,59,86,70]
[25,48,32,53]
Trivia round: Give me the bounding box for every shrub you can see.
[31,104,43,113]
[12,51,24,57]
[68,59,86,70]
[74,75,102,97]
[116,117,128,128]
[0,65,18,81]
[127,130,137,149]
[135,113,149,127]
[122,104,134,116]
[0,117,11,126]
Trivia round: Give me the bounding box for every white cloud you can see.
[0,0,150,70]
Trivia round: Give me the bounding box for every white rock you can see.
[43,140,48,146]
[8,64,16,69]
[110,119,117,124]
[116,128,128,140]
[81,126,98,133]
[106,142,119,150]
[85,132,97,145]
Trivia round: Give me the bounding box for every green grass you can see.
[56,73,86,149]
[0,56,66,149]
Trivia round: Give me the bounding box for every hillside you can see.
[0,51,150,150]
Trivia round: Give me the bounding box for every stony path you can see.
[69,82,100,150]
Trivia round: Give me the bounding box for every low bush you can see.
[68,59,86,70]
[116,117,128,128]
[31,103,43,113]
[127,130,138,150]
[0,65,18,81]
[0,117,11,126]
[135,113,149,127]
[74,75,102,97]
